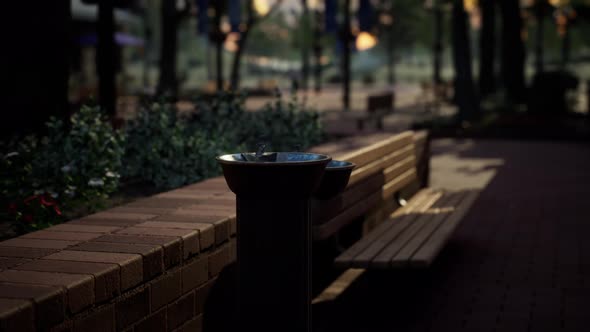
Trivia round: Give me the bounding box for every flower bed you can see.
[1,93,324,238]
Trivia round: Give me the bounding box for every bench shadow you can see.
[312,236,488,332]
[313,269,430,332]
[201,262,238,332]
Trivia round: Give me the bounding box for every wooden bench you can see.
[418,81,452,114]
[356,92,395,131]
[311,130,478,269]
[319,91,395,136]
[334,188,478,268]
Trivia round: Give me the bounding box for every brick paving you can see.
[314,139,590,332]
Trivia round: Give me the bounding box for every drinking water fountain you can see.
[216,148,355,332]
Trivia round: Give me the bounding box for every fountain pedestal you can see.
[217,152,332,332]
[236,196,312,331]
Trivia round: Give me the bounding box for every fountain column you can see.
[217,152,331,332]
[236,196,312,331]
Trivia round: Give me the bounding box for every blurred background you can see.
[4,0,590,136]
[2,0,590,237]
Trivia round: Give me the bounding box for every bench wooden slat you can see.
[314,191,383,240]
[367,93,394,113]
[333,189,436,268]
[409,190,479,267]
[382,155,416,183]
[364,213,423,269]
[328,154,414,215]
[346,191,442,268]
[347,144,414,186]
[314,157,417,237]
[371,192,456,268]
[313,131,425,241]
[313,172,385,224]
[310,133,392,158]
[338,132,413,168]
[387,188,434,219]
[388,192,466,268]
[381,168,417,200]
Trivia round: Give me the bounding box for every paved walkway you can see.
[244,84,422,114]
[313,139,590,332]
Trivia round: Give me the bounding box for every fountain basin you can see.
[216,152,332,198]
[313,160,356,200]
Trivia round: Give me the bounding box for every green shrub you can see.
[194,91,324,152]
[250,93,323,151]
[125,92,324,189]
[123,102,234,189]
[1,92,324,234]
[1,106,124,234]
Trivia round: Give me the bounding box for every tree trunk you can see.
[98,0,117,117]
[342,0,351,111]
[229,31,250,91]
[452,0,479,121]
[2,1,70,138]
[387,29,395,85]
[313,10,323,93]
[433,2,443,85]
[534,1,545,74]
[479,0,496,97]
[230,2,254,91]
[561,22,570,70]
[156,0,178,98]
[301,0,310,91]
[213,2,224,92]
[499,0,526,102]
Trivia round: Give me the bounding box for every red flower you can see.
[53,205,62,216]
[22,214,33,223]
[24,195,39,205]
[7,203,17,214]
[40,195,56,207]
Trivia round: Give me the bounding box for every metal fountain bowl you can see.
[313,160,356,200]
[216,152,332,198]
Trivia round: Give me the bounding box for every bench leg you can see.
[376,118,384,130]
[357,119,364,131]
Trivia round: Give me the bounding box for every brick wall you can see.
[0,131,428,331]
[0,177,236,332]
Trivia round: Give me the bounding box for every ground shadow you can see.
[201,262,238,332]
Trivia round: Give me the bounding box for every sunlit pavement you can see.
[244,84,419,113]
[313,139,590,332]
[115,83,440,136]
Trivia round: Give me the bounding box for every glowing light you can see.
[254,0,271,16]
[221,21,231,34]
[355,32,378,51]
[308,0,321,10]
[379,13,394,25]
[549,0,569,7]
[469,6,481,29]
[224,32,240,52]
[464,0,478,12]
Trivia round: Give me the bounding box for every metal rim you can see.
[216,152,332,166]
[325,160,356,171]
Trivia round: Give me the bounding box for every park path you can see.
[313,138,590,332]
